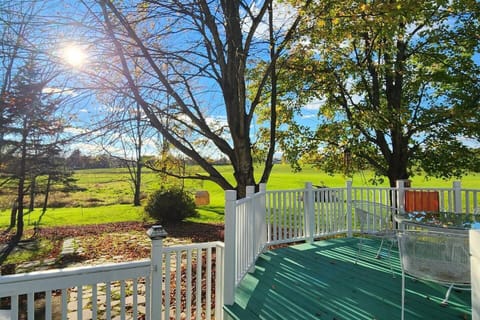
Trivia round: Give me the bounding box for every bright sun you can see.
[63,45,87,67]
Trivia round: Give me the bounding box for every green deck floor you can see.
[224,237,471,320]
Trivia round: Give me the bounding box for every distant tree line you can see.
[66,149,232,171]
[66,149,127,170]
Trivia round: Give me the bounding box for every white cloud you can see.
[68,142,103,154]
[64,127,87,135]
[243,1,298,39]
[457,136,480,148]
[303,98,324,111]
[43,87,76,96]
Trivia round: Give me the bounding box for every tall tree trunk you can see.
[387,157,409,188]
[42,174,52,213]
[133,160,141,206]
[260,1,277,185]
[28,175,36,211]
[15,181,25,241]
[133,106,142,207]
[8,201,17,230]
[14,120,28,241]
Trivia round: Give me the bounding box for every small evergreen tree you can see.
[2,56,67,240]
[144,187,197,223]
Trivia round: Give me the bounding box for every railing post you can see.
[304,182,314,243]
[346,180,353,237]
[224,190,237,306]
[147,225,168,320]
[396,180,410,213]
[453,181,462,213]
[246,186,255,273]
[258,183,267,250]
[470,229,480,320]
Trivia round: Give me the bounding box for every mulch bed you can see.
[1,221,225,270]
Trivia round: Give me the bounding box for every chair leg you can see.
[440,284,454,306]
[386,239,396,278]
[355,238,364,264]
[375,239,385,259]
[401,271,406,320]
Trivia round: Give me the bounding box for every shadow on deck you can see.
[224,237,471,320]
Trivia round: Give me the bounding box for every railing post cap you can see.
[225,190,237,200]
[147,225,168,240]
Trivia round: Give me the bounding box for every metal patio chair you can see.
[397,230,470,320]
[353,201,397,275]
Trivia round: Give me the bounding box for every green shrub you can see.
[144,187,197,223]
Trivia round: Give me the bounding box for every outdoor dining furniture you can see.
[395,210,480,232]
[353,201,397,275]
[395,211,480,320]
[397,230,470,319]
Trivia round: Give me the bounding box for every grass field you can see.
[0,164,478,230]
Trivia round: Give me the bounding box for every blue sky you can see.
[30,0,479,158]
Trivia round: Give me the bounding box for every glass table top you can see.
[395,211,480,230]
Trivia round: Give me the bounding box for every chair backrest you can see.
[354,201,395,233]
[397,230,470,284]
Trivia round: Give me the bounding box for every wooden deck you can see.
[224,237,471,320]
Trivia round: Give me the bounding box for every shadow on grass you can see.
[159,220,224,242]
[197,205,225,215]
[0,239,17,268]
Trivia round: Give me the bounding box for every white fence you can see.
[0,239,224,320]
[223,180,480,305]
[0,261,150,320]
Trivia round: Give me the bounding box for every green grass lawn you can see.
[20,205,149,227]
[0,164,478,230]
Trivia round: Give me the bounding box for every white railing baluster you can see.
[196,249,202,320]
[106,281,111,319]
[164,252,171,318]
[77,286,83,320]
[273,192,278,241]
[132,279,138,320]
[10,294,18,320]
[61,288,67,320]
[175,253,181,320]
[186,248,192,317]
[92,284,97,319]
[45,290,52,319]
[120,280,126,320]
[27,292,34,320]
[206,247,212,320]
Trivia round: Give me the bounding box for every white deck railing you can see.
[1,180,479,318]
[0,260,150,320]
[0,240,224,320]
[223,180,480,305]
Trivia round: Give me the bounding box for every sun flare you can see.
[63,45,87,67]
